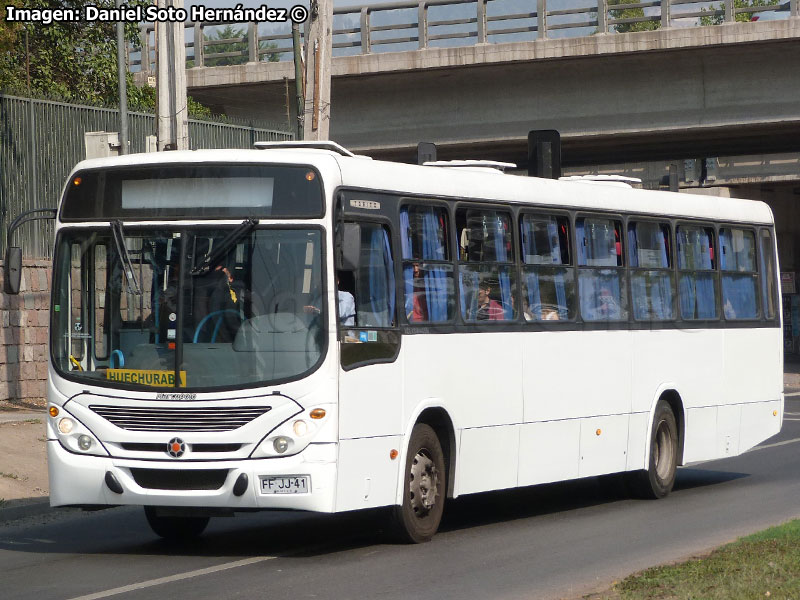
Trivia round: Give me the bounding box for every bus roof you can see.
[69,148,774,226]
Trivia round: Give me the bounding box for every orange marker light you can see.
[72,176,82,187]
[305,171,316,181]
[389,449,399,460]
[596,429,602,436]
[49,406,59,418]
[773,410,778,416]
[310,408,326,419]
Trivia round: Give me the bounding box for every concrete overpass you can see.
[157,0,799,165]
[133,1,800,177]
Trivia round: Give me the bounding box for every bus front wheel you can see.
[391,423,446,543]
[629,400,678,499]
[144,507,210,540]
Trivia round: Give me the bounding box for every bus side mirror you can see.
[336,223,361,271]
[4,247,22,295]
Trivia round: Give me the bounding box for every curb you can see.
[0,497,59,523]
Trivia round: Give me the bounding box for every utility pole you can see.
[116,0,128,154]
[291,22,305,140]
[303,0,333,140]
[156,0,188,150]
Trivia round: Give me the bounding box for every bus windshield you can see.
[51,226,325,391]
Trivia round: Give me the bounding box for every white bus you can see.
[5,142,783,542]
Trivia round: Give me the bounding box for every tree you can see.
[0,0,211,118]
[607,0,661,33]
[0,1,148,103]
[199,25,280,67]
[700,0,779,25]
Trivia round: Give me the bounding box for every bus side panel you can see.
[683,406,719,463]
[336,357,405,510]
[403,333,523,430]
[739,399,782,452]
[457,425,519,495]
[723,328,783,405]
[335,435,402,512]
[338,361,404,439]
[578,414,629,478]
[522,331,631,423]
[518,420,580,486]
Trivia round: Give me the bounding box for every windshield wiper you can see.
[191,218,259,276]
[110,220,141,296]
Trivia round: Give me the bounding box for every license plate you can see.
[260,475,310,494]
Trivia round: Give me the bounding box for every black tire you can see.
[391,424,446,543]
[144,507,210,540]
[628,400,679,499]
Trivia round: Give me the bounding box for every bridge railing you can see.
[130,0,798,71]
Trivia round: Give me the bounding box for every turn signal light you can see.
[310,408,326,420]
[773,410,778,416]
[596,429,602,436]
[49,406,59,418]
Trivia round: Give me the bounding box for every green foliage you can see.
[607,0,661,33]
[0,1,212,118]
[608,519,800,600]
[700,0,779,25]
[0,0,148,104]
[199,24,280,67]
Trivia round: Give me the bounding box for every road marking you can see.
[66,556,276,600]
[748,436,800,453]
[784,392,800,397]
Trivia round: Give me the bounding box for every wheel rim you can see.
[409,448,439,517]
[654,419,674,481]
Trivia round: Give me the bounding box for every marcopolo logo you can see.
[167,438,186,458]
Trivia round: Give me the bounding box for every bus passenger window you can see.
[400,204,454,323]
[577,217,627,322]
[350,224,396,328]
[677,225,718,320]
[760,230,777,320]
[457,208,515,322]
[720,227,758,320]
[628,221,674,321]
[520,214,575,320]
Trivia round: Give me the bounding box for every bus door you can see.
[334,219,404,511]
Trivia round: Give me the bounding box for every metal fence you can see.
[0,94,293,258]
[130,0,798,68]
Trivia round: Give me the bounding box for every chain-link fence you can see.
[0,94,293,258]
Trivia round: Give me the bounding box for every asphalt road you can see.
[2,398,799,600]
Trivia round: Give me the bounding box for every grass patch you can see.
[0,472,20,480]
[602,520,800,599]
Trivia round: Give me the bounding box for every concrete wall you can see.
[0,260,51,409]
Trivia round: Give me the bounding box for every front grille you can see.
[130,468,229,490]
[89,405,271,432]
[121,443,242,453]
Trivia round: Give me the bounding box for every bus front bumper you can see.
[47,440,337,513]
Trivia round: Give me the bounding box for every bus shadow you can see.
[438,468,750,534]
[673,467,749,491]
[0,469,749,559]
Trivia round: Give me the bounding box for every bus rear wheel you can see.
[144,507,210,540]
[391,423,446,543]
[629,400,678,499]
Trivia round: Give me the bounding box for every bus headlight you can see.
[250,407,331,459]
[50,408,108,457]
[273,436,290,453]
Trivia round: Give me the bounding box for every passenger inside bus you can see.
[475,280,505,321]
